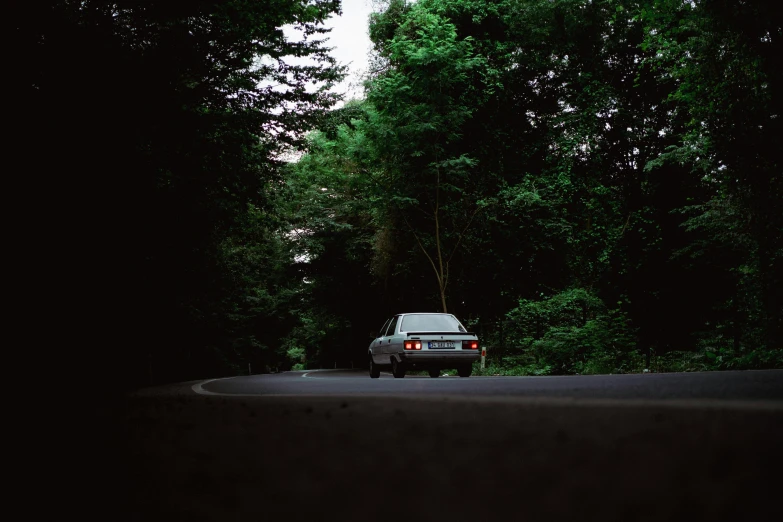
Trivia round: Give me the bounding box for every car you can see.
[368,313,480,378]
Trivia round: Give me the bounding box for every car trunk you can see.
[404,332,477,351]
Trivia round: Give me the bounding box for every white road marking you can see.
[191,378,238,395]
[301,369,350,378]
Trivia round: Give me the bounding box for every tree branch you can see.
[447,204,482,265]
[401,213,442,287]
[620,213,631,235]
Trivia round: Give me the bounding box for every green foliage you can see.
[37,0,781,387]
[647,347,783,374]
[640,0,783,350]
[286,347,306,365]
[22,0,346,388]
[505,289,637,375]
[282,0,781,374]
[472,362,553,377]
[362,1,501,311]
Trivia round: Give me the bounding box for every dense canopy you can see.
[21,0,781,388]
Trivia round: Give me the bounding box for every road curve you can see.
[192,368,783,403]
[124,370,783,522]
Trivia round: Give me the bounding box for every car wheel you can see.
[457,365,472,378]
[428,369,440,378]
[369,355,380,379]
[391,358,406,378]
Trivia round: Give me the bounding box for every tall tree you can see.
[366,1,496,312]
[642,0,783,350]
[17,1,346,388]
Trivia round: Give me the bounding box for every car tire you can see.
[391,358,406,378]
[369,355,380,379]
[428,369,440,378]
[457,365,472,378]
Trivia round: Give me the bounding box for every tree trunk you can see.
[435,168,447,313]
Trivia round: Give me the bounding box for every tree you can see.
[642,0,783,351]
[16,0,346,388]
[282,102,381,367]
[365,1,496,312]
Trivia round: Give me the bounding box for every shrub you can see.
[505,288,637,375]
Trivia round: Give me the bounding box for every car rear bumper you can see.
[398,351,479,368]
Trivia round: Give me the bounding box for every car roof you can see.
[397,312,453,315]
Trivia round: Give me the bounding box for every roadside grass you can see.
[645,347,783,373]
[291,346,781,376]
[406,369,459,377]
[471,347,783,376]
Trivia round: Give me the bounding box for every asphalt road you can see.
[122,370,783,522]
[195,368,783,402]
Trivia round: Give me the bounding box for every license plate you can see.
[428,341,455,349]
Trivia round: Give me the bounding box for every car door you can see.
[382,315,400,362]
[372,318,391,362]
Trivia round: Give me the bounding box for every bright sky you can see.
[323,0,375,101]
[283,0,375,104]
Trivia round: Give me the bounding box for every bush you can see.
[648,346,783,373]
[505,288,637,375]
[471,361,553,376]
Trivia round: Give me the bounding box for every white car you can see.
[368,313,480,378]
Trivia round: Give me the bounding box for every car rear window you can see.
[385,316,399,336]
[400,314,466,332]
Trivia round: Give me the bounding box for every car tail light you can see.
[462,340,479,350]
[404,341,422,350]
